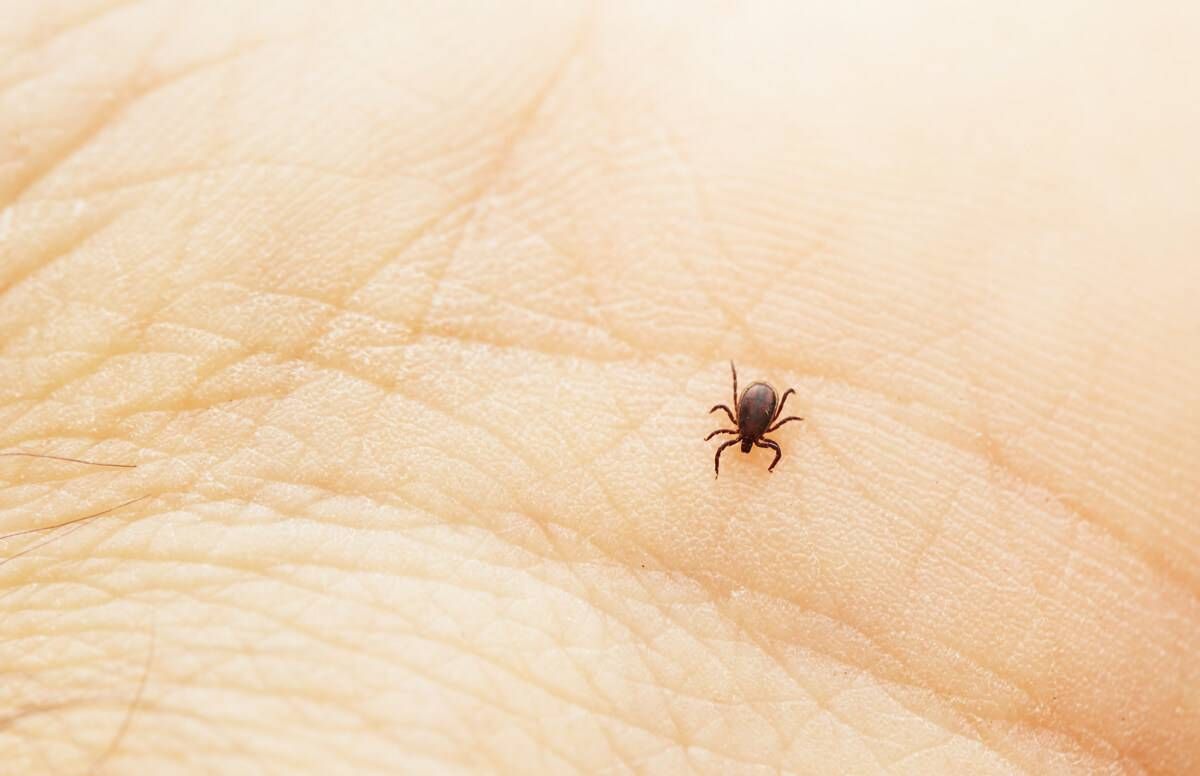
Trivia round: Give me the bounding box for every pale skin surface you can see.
[1,1,1197,773]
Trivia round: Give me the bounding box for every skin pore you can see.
[2,1,1198,773]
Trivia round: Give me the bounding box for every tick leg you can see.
[709,404,736,424]
[754,438,783,471]
[705,428,737,441]
[714,438,739,478]
[730,361,738,408]
[772,388,796,421]
[766,416,803,432]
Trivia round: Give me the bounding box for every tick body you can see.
[706,361,803,477]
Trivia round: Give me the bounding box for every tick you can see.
[705,361,803,478]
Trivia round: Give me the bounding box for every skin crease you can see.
[0,0,1198,773]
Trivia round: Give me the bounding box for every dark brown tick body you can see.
[705,361,803,477]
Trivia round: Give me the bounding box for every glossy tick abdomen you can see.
[737,382,777,452]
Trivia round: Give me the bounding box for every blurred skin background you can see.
[1,1,1198,773]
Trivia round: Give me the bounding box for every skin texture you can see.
[1,1,1198,773]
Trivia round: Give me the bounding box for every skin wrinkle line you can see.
[851,316,975,400]
[1005,356,1102,472]
[860,337,974,404]
[0,338,284,438]
[6,480,943,769]
[813,381,1200,607]
[677,560,1122,773]
[202,375,553,521]
[0,476,122,501]
[824,387,1199,674]
[0,346,108,364]
[86,617,155,775]
[530,372,684,573]
[1011,518,1082,668]
[384,367,576,491]
[273,197,466,375]
[882,731,959,770]
[2,690,95,761]
[618,643,798,765]
[540,647,643,772]
[0,498,160,607]
[583,564,782,709]
[223,610,336,745]
[3,17,168,205]
[0,637,421,722]
[555,580,732,765]
[876,698,1024,774]
[1030,332,1158,543]
[141,594,651,773]
[706,576,1038,772]
[953,315,1200,595]
[175,275,408,343]
[10,159,452,209]
[899,457,964,589]
[137,198,452,407]
[367,360,568,494]
[809,425,1043,705]
[584,362,687,469]
[0,0,142,66]
[0,701,110,738]
[410,284,629,360]
[395,201,633,354]
[412,184,498,350]
[906,622,1050,726]
[731,608,974,772]
[111,513,544,592]
[512,180,643,358]
[479,368,684,585]
[243,602,774,773]
[611,667,800,730]
[45,493,1024,764]
[409,3,595,344]
[428,268,634,357]
[660,126,767,362]
[2,647,439,748]
[2,494,1099,772]
[17,685,446,774]
[0,206,122,301]
[4,36,283,206]
[324,35,462,119]
[0,342,177,427]
[402,323,624,363]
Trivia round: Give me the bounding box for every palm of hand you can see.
[1,2,1197,773]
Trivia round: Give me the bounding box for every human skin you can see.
[1,1,1198,773]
